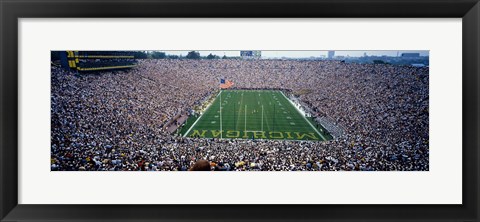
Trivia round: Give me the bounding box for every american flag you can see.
[220,79,234,89]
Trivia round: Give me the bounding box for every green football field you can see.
[181,90,331,141]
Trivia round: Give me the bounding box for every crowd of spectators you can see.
[51,58,429,171]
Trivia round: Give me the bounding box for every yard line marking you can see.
[262,91,272,131]
[235,90,245,131]
[279,91,326,141]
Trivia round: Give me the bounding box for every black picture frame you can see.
[1,0,479,221]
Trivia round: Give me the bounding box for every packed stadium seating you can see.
[51,58,429,171]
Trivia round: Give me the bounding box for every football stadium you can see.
[181,90,332,141]
[51,50,429,171]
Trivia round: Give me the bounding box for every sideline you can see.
[183,91,222,137]
[279,91,327,141]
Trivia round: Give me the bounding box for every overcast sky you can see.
[162,50,429,58]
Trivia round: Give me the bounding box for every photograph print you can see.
[50,50,429,171]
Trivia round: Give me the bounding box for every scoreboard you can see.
[240,51,261,59]
[59,51,136,71]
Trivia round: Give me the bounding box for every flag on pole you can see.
[220,79,234,89]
